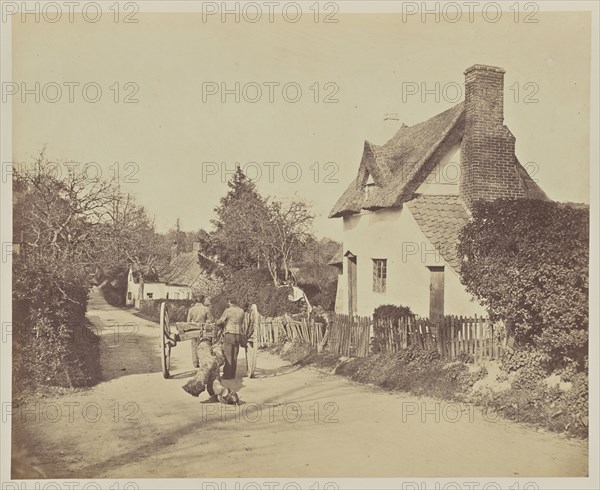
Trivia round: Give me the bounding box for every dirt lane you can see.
[12,291,588,478]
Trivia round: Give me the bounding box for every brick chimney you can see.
[460,64,526,208]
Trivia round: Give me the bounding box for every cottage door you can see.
[428,266,445,319]
[346,253,358,315]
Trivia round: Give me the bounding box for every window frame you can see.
[372,258,387,293]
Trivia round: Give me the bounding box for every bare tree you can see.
[267,199,315,283]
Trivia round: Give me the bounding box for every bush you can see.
[458,199,588,369]
[100,282,126,308]
[373,304,413,321]
[12,255,99,392]
[210,268,301,318]
[371,304,414,353]
[501,347,551,373]
[294,262,338,311]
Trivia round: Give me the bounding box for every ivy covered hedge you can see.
[458,199,589,370]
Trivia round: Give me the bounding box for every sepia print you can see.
[0,1,597,489]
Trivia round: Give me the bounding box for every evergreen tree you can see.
[209,168,271,275]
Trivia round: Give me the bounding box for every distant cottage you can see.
[329,64,547,318]
[125,242,222,308]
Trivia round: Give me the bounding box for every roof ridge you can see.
[383,101,464,146]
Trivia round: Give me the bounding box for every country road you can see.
[12,290,588,479]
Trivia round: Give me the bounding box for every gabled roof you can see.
[160,252,205,287]
[405,194,470,271]
[329,102,549,218]
[329,103,465,218]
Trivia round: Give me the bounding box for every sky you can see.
[11,7,592,240]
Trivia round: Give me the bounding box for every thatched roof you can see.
[329,102,548,218]
[329,103,465,218]
[160,252,202,287]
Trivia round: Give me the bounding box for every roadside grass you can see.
[275,340,589,439]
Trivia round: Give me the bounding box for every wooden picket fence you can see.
[255,314,325,347]
[255,310,506,363]
[328,314,371,357]
[434,315,506,362]
[373,314,506,361]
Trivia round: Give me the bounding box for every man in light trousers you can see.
[244,303,259,378]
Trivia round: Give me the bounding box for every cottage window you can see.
[127,292,132,300]
[372,259,387,293]
[166,292,169,299]
[146,292,153,299]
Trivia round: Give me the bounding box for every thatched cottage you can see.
[329,64,547,318]
[125,242,222,307]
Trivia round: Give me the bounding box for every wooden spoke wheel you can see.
[159,302,172,379]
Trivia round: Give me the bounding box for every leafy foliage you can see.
[371,304,414,353]
[207,168,271,275]
[207,168,315,285]
[12,151,165,392]
[13,255,99,391]
[210,268,301,318]
[458,199,588,369]
[470,373,589,438]
[373,304,413,321]
[294,262,338,311]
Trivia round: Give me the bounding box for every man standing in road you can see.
[187,296,213,368]
[216,299,245,379]
[244,303,259,378]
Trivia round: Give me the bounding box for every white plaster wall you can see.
[334,271,346,314]
[333,206,485,318]
[125,268,137,306]
[165,285,192,300]
[415,143,461,195]
[143,282,166,299]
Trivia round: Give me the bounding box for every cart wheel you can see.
[159,302,171,379]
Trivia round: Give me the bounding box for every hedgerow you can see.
[13,256,100,393]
